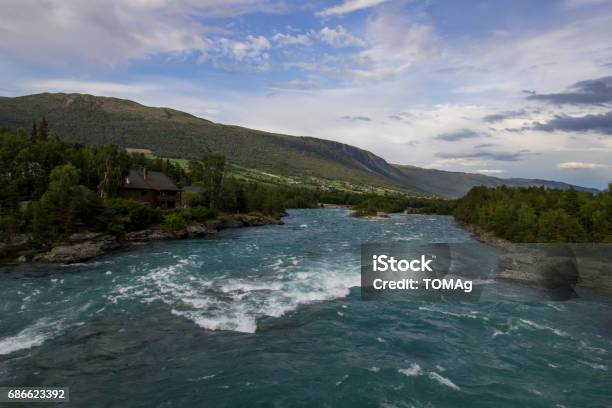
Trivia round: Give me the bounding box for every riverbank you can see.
[458,220,612,296]
[1,212,283,265]
[457,221,514,250]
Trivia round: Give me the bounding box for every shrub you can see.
[184,206,217,222]
[99,198,163,234]
[163,212,188,231]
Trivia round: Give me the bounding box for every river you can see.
[1,209,610,407]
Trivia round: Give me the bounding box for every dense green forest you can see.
[0,125,437,253]
[3,120,608,257]
[454,186,612,243]
[351,194,454,217]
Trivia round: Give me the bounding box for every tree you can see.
[34,164,101,239]
[560,188,580,216]
[192,154,226,209]
[537,208,586,243]
[30,122,38,143]
[95,145,129,199]
[39,117,49,140]
[490,201,514,236]
[516,203,537,242]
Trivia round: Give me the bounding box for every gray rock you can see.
[34,242,105,263]
[173,229,188,239]
[16,255,27,263]
[186,224,216,237]
[218,217,244,229]
[33,235,119,263]
[148,230,174,240]
[206,220,221,231]
[125,230,152,241]
[69,231,104,243]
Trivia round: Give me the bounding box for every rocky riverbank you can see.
[457,221,515,250]
[3,213,283,265]
[460,221,612,296]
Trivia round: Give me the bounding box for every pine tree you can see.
[561,188,580,216]
[30,122,38,143]
[39,117,49,140]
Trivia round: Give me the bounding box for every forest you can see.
[0,124,435,252]
[2,120,609,254]
[453,185,612,243]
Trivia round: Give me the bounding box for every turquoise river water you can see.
[0,209,611,407]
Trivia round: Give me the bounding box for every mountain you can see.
[392,165,599,197]
[0,93,598,197]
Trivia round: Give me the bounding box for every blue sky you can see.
[1,0,612,188]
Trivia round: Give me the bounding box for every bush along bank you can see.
[25,210,283,264]
[3,201,285,264]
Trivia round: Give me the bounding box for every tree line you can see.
[453,185,612,243]
[3,122,607,252]
[0,125,431,250]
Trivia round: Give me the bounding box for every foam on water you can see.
[428,372,461,391]
[0,318,66,355]
[109,251,360,333]
[519,319,569,337]
[398,363,422,377]
[579,360,608,370]
[418,306,489,321]
[335,374,349,386]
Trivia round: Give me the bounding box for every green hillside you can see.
[0,93,596,197]
[0,93,417,194]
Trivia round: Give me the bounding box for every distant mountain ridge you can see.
[0,93,598,197]
[392,165,599,197]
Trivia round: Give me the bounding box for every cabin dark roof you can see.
[123,169,179,191]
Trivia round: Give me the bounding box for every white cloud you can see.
[446,15,612,97]
[269,79,318,90]
[363,13,440,66]
[476,169,505,174]
[350,66,396,81]
[318,26,366,48]
[317,0,388,17]
[272,33,311,46]
[339,10,441,82]
[558,161,609,169]
[219,35,271,62]
[0,0,282,67]
[25,79,161,95]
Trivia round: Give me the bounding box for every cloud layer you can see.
[317,0,388,17]
[533,111,612,135]
[528,76,612,105]
[1,0,611,189]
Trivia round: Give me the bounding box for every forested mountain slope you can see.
[0,93,596,197]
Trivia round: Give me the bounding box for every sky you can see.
[1,0,611,189]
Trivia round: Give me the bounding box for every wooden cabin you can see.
[118,169,180,209]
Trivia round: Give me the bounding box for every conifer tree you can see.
[39,117,49,140]
[30,122,38,143]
